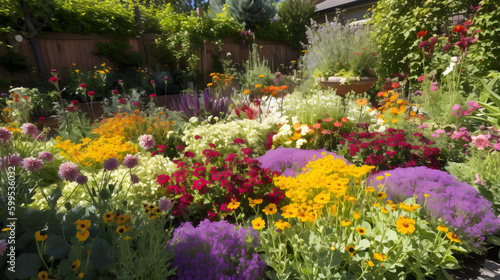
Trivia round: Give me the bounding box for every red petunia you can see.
[452,25,467,33]
[416,30,427,38]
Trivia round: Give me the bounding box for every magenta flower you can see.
[430,86,438,92]
[88,91,95,97]
[195,135,201,140]
[418,75,426,82]
[177,145,184,151]
[103,157,120,171]
[38,151,54,162]
[123,154,139,169]
[4,154,23,168]
[138,134,155,150]
[164,77,168,80]
[39,117,46,124]
[79,83,87,88]
[150,94,156,99]
[233,138,245,145]
[49,77,59,84]
[112,89,119,95]
[58,161,80,182]
[0,127,12,144]
[151,80,155,84]
[22,157,44,172]
[119,80,124,83]
[474,174,486,186]
[119,98,126,105]
[131,102,141,108]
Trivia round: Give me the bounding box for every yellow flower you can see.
[392,118,398,123]
[124,236,132,240]
[255,84,261,88]
[207,83,213,87]
[252,217,265,230]
[72,259,81,270]
[345,245,355,257]
[253,199,263,205]
[353,211,361,219]
[373,203,380,207]
[365,186,375,192]
[384,173,391,177]
[116,214,131,224]
[259,74,265,78]
[330,244,335,250]
[78,273,84,279]
[38,271,50,280]
[274,220,291,230]
[373,253,387,261]
[424,194,430,198]
[74,219,91,230]
[313,192,330,204]
[116,225,131,235]
[356,98,368,106]
[341,219,351,227]
[376,175,384,181]
[381,207,389,214]
[35,231,48,242]
[76,230,90,242]
[356,227,366,235]
[437,224,449,232]
[396,216,416,235]
[75,69,80,73]
[366,260,375,267]
[377,191,387,200]
[447,232,461,243]
[262,203,277,215]
[227,199,241,210]
[103,212,115,223]
[248,197,256,207]
[331,205,337,216]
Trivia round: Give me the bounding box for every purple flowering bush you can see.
[167,220,266,280]
[257,147,349,177]
[369,167,500,249]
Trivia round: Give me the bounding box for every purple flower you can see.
[3,154,23,168]
[20,123,38,137]
[159,196,172,212]
[0,127,12,144]
[430,86,438,92]
[0,240,7,256]
[58,161,79,182]
[38,151,54,162]
[138,134,155,150]
[123,154,139,169]
[103,157,120,171]
[452,104,461,111]
[22,157,44,172]
[76,175,88,185]
[131,174,139,184]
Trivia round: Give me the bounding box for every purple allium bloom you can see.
[22,157,44,172]
[369,167,500,248]
[159,196,172,212]
[58,161,79,182]
[123,154,139,169]
[168,220,266,279]
[20,123,38,137]
[131,174,139,184]
[138,134,155,150]
[0,127,12,144]
[103,157,120,171]
[38,151,54,162]
[0,240,7,256]
[76,175,88,185]
[257,147,350,177]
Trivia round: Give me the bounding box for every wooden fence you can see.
[0,33,299,87]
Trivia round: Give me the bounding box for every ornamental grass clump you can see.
[168,220,266,280]
[256,147,349,177]
[369,166,500,249]
[255,156,464,279]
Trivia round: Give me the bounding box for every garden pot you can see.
[319,76,378,95]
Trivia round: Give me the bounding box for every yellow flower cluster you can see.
[55,135,137,166]
[208,72,234,88]
[273,155,374,223]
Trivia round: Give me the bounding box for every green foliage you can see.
[277,0,316,48]
[95,40,143,68]
[210,0,278,28]
[467,73,500,126]
[0,0,22,47]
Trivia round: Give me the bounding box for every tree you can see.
[278,0,316,47]
[210,0,278,29]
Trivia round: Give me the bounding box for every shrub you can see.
[369,166,500,249]
[210,0,278,29]
[277,0,316,48]
[168,220,266,279]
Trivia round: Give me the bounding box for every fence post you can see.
[20,0,46,74]
[134,5,148,67]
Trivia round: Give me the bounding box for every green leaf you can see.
[44,234,70,259]
[7,253,41,280]
[90,238,113,272]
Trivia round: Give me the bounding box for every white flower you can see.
[339,77,347,84]
[442,62,456,76]
[450,56,459,63]
[291,116,299,124]
[296,139,307,148]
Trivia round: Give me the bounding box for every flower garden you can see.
[1,0,500,279]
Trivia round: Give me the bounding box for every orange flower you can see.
[416,30,428,38]
[334,122,342,127]
[392,82,399,89]
[342,117,348,122]
[356,98,368,106]
[280,85,287,90]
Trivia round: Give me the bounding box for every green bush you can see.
[210,0,278,29]
[277,0,316,48]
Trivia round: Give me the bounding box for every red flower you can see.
[88,91,95,97]
[416,30,427,38]
[79,83,87,88]
[70,100,78,104]
[112,89,119,95]
[119,98,126,104]
[452,25,467,34]
[49,77,59,84]
[39,117,46,124]
[150,94,156,99]
[334,122,343,127]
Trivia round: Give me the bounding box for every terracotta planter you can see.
[319,76,378,95]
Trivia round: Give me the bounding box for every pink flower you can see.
[4,154,23,168]
[151,80,155,84]
[123,154,139,168]
[79,83,87,88]
[49,77,59,84]
[58,161,80,182]
[22,157,44,172]
[119,80,124,83]
[474,174,486,186]
[468,100,481,111]
[70,100,78,105]
[241,147,252,155]
[88,91,95,97]
[0,127,12,144]
[177,145,184,151]
[20,123,38,137]
[103,157,120,171]
[471,134,491,150]
[112,89,119,95]
[38,151,54,162]
[233,138,245,145]
[194,135,201,140]
[138,134,155,150]
[493,142,500,151]
[430,86,438,92]
[418,124,428,129]
[150,94,156,99]
[164,77,168,80]
[452,104,461,111]
[131,102,140,107]
[0,240,7,256]
[418,75,426,82]
[119,98,126,105]
[431,129,446,138]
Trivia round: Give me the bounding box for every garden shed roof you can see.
[314,0,377,13]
